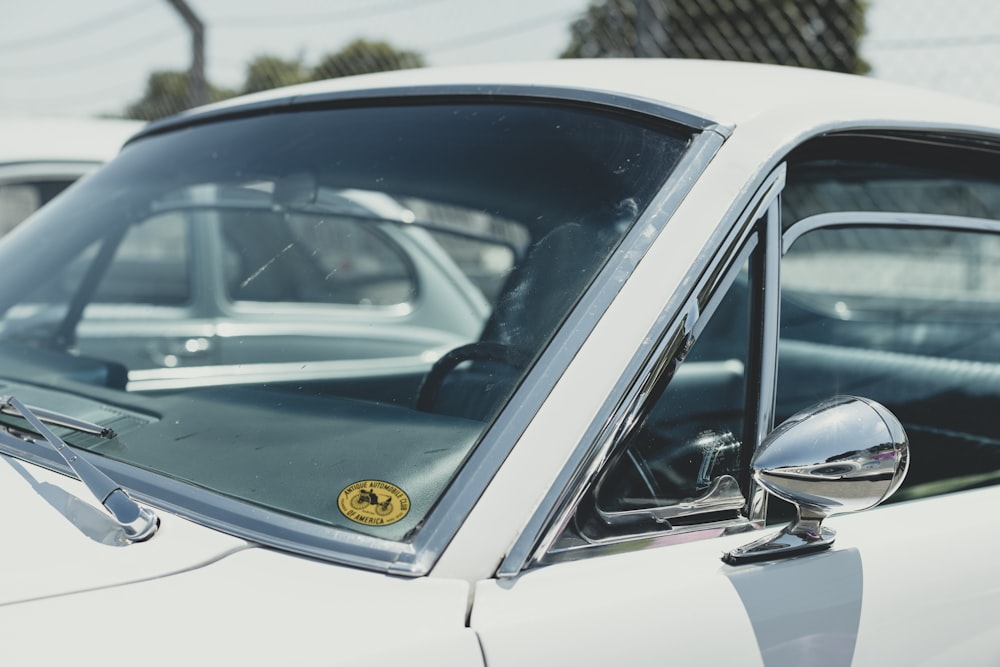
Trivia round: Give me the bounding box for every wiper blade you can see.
[0,399,116,438]
[5,396,158,542]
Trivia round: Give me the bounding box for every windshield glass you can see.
[0,100,692,547]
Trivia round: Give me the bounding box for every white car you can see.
[0,117,142,234]
[0,60,998,665]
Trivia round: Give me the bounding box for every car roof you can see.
[153,59,1000,138]
[0,117,143,164]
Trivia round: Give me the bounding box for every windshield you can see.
[0,99,692,550]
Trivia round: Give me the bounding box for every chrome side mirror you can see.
[725,395,908,565]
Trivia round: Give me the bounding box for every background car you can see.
[32,185,504,391]
[0,61,997,665]
[0,117,142,234]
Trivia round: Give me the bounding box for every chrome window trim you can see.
[747,195,784,525]
[783,211,1000,253]
[496,165,787,577]
[0,435,419,570]
[137,84,726,141]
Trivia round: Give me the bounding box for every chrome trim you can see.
[138,84,727,141]
[747,192,785,526]
[0,432,421,570]
[544,518,754,567]
[497,166,788,577]
[594,474,745,526]
[783,211,1000,253]
[725,395,909,564]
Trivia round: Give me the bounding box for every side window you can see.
[0,179,76,234]
[571,245,758,541]
[779,222,1000,501]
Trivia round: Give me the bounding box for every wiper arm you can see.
[5,397,159,542]
[0,399,117,438]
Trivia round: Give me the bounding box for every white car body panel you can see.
[0,457,477,664]
[471,486,1000,667]
[0,454,245,605]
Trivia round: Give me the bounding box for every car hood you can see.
[0,454,479,664]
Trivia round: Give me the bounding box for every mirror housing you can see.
[725,395,908,565]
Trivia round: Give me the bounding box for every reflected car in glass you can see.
[0,61,998,665]
[0,118,142,235]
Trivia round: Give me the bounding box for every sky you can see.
[2,0,999,119]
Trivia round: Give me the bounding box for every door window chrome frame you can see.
[496,165,787,577]
[782,211,1000,252]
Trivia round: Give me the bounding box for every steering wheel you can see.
[415,342,531,414]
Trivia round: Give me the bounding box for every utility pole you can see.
[165,0,207,107]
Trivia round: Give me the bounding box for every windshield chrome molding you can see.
[497,165,787,578]
[0,434,423,572]
[783,211,1000,253]
[138,84,728,143]
[0,121,726,579]
[393,128,729,576]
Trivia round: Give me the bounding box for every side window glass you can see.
[0,180,76,234]
[779,224,1000,502]
[572,250,756,541]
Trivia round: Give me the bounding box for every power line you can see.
[425,9,578,55]
[213,0,450,28]
[866,33,1000,50]
[0,77,138,110]
[0,0,156,53]
[0,29,180,76]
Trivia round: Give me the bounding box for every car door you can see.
[470,132,1000,666]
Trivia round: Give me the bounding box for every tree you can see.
[124,70,236,121]
[243,55,310,94]
[311,38,424,80]
[562,0,870,74]
[123,38,425,121]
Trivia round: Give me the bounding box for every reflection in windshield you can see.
[0,100,692,552]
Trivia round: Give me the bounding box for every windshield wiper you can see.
[0,399,117,439]
[4,396,159,542]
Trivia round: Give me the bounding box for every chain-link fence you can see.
[863,0,1000,105]
[563,0,869,73]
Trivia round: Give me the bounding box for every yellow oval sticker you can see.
[338,480,411,527]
